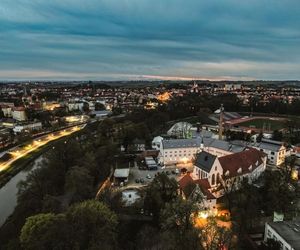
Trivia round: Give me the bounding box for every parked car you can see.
[175,168,179,174]
[146,174,152,179]
[135,179,140,183]
[140,178,145,184]
[171,170,176,174]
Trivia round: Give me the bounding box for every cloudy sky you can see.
[0,0,299,80]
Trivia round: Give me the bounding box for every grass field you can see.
[237,118,285,131]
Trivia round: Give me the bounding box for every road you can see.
[0,125,85,173]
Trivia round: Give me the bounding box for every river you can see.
[0,157,43,226]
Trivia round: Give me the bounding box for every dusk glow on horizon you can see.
[1,0,300,80]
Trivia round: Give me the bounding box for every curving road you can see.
[0,125,85,173]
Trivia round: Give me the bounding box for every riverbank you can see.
[0,127,82,189]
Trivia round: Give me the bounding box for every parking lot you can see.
[126,163,194,188]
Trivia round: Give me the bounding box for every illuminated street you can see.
[0,125,84,173]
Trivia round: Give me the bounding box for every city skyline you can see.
[1,0,300,80]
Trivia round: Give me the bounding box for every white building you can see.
[13,122,42,134]
[252,139,286,166]
[12,107,27,121]
[224,83,242,91]
[192,148,267,198]
[67,102,84,112]
[158,136,246,166]
[1,106,12,117]
[159,138,202,165]
[151,136,163,150]
[264,220,300,250]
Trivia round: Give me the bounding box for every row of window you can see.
[266,230,287,250]
[165,154,194,157]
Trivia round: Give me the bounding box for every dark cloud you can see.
[0,0,299,80]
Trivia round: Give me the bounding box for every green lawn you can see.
[237,118,285,130]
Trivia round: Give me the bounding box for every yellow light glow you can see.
[291,170,298,181]
[199,212,208,219]
[181,157,189,164]
[157,92,171,102]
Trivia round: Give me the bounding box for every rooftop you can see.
[114,168,129,178]
[194,151,217,173]
[267,220,300,249]
[162,138,201,149]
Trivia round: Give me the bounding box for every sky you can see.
[0,0,300,81]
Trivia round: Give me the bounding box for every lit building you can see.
[192,148,267,198]
[157,136,247,166]
[251,139,286,166]
[12,107,27,121]
[13,122,42,134]
[264,220,300,250]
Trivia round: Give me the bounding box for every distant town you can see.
[0,80,300,249]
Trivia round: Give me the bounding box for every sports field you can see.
[236,118,285,131]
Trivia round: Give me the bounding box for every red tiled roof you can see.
[200,186,216,200]
[178,174,215,200]
[194,178,211,190]
[178,174,194,190]
[219,148,266,178]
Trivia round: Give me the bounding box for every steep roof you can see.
[162,138,200,149]
[178,174,215,200]
[219,148,266,178]
[194,151,217,173]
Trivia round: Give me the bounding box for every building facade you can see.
[252,139,286,166]
[192,148,267,198]
[264,221,300,250]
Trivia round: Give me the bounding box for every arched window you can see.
[212,174,215,186]
[217,173,220,184]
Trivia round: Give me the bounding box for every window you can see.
[217,173,221,184]
[212,174,215,185]
[215,166,217,171]
[271,152,275,155]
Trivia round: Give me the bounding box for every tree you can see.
[272,130,283,141]
[262,170,296,214]
[98,187,124,213]
[20,213,68,250]
[20,201,118,250]
[260,238,281,250]
[160,197,197,233]
[160,197,201,250]
[66,200,118,250]
[82,102,90,113]
[257,131,263,142]
[136,225,161,250]
[64,166,94,202]
[95,102,106,111]
[144,173,178,221]
[199,217,233,250]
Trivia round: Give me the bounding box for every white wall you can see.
[264,223,292,250]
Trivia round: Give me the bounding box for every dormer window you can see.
[249,165,252,171]
[225,170,230,176]
[237,168,242,174]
